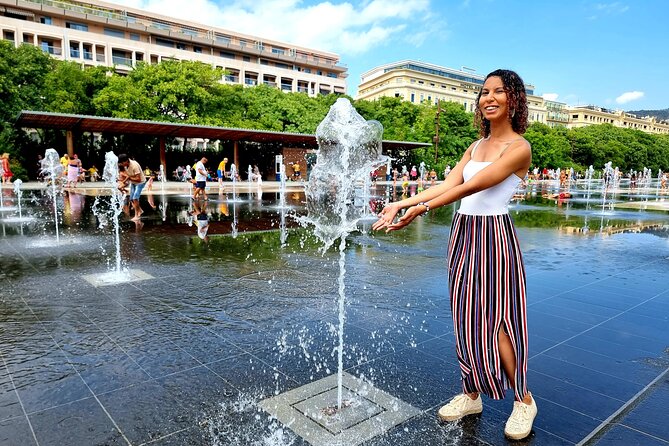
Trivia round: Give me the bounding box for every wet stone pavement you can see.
[0,190,668,446]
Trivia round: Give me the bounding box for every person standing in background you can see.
[193,156,208,201]
[0,153,12,185]
[66,154,82,188]
[117,154,146,222]
[217,157,228,188]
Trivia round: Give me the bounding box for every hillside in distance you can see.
[626,108,669,121]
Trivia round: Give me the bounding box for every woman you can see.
[1,153,13,184]
[373,69,537,440]
[66,154,82,188]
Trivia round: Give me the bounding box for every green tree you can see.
[525,122,572,169]
[93,60,224,122]
[0,41,53,177]
[44,63,109,115]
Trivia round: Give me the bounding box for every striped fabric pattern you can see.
[447,212,529,401]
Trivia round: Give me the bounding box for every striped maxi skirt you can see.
[447,212,529,401]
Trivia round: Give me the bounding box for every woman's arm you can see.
[382,140,531,232]
[372,142,475,231]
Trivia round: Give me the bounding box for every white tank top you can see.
[458,138,523,216]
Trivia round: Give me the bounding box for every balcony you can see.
[280,83,292,92]
[69,48,80,58]
[224,75,239,82]
[263,81,277,87]
[83,50,93,60]
[244,79,257,86]
[96,54,106,62]
[40,44,62,56]
[112,56,133,66]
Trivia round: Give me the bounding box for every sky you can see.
[110,0,669,111]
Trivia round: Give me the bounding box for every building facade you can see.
[567,105,669,135]
[0,0,347,96]
[356,60,669,135]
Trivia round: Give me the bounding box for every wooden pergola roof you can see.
[16,111,430,151]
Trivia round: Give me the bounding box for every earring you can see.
[511,109,516,118]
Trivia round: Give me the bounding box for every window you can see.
[242,56,250,62]
[66,22,88,32]
[239,39,247,47]
[220,51,235,59]
[152,21,170,30]
[69,43,80,58]
[276,62,289,69]
[112,49,131,66]
[130,33,140,41]
[104,28,124,38]
[156,38,174,48]
[572,114,578,119]
[82,44,92,60]
[260,59,269,65]
[193,46,202,53]
[216,35,231,45]
[303,68,311,74]
[40,16,52,25]
[271,48,285,55]
[411,93,416,102]
[176,43,186,50]
[327,72,337,78]
[3,31,15,42]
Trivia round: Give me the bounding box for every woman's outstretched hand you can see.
[372,203,400,232]
[372,203,424,233]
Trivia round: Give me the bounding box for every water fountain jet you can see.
[260,98,420,445]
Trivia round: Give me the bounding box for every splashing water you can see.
[303,98,387,408]
[230,163,238,201]
[304,98,386,249]
[41,149,63,242]
[278,163,288,210]
[159,164,166,192]
[101,152,124,273]
[13,179,23,219]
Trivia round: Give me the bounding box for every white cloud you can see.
[615,91,644,104]
[110,0,435,55]
[595,2,629,14]
[542,93,559,101]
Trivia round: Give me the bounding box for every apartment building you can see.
[356,60,669,135]
[0,0,347,96]
[567,105,669,135]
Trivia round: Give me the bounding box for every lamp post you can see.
[433,100,441,164]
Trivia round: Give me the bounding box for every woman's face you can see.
[479,76,509,122]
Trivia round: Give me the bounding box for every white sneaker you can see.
[504,396,538,440]
[438,394,483,421]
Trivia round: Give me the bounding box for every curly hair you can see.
[474,69,528,137]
